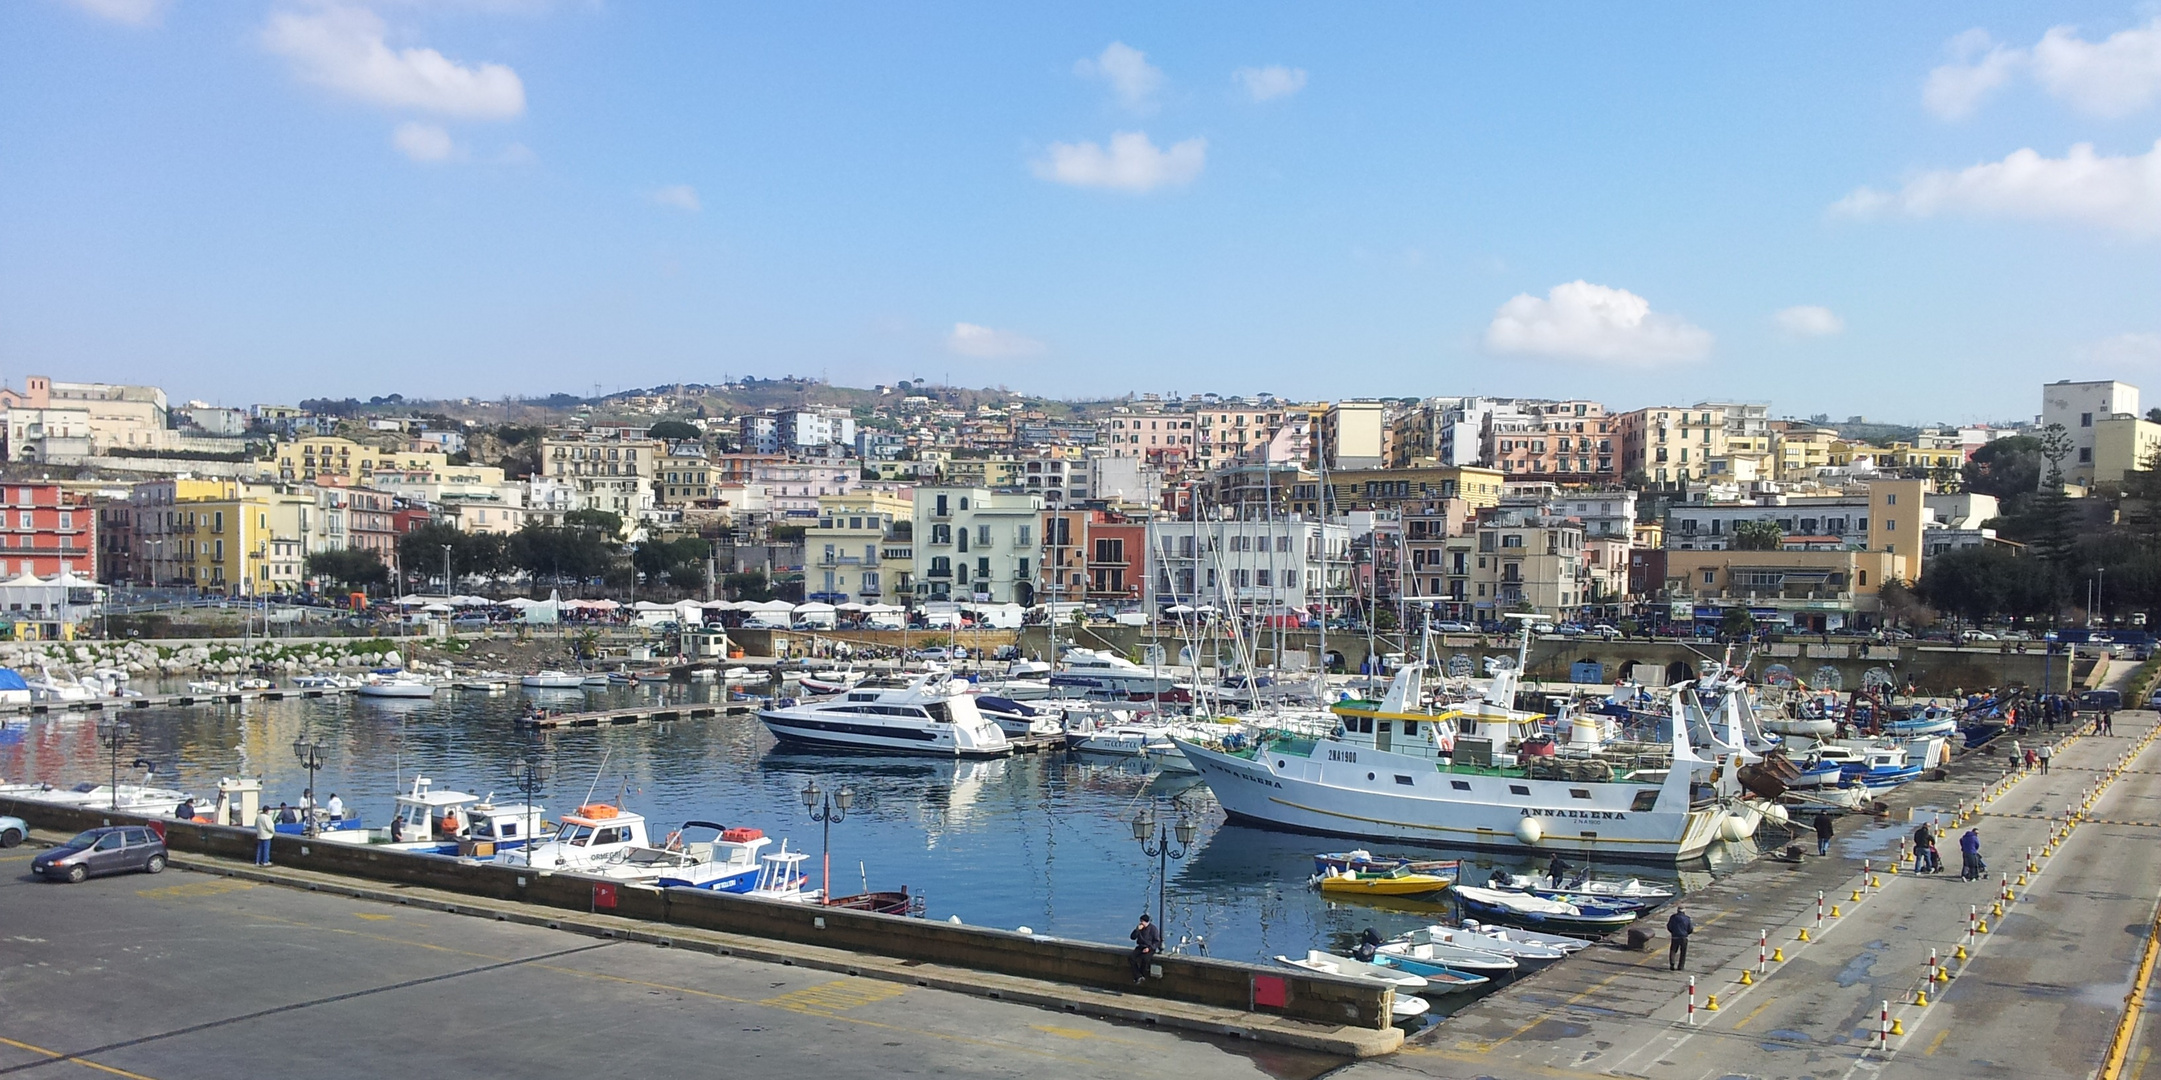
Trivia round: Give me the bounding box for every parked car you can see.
[1432,621,1476,633]
[0,815,24,847]
[1588,624,1622,639]
[2080,689,2124,712]
[909,647,956,662]
[1963,631,1999,641]
[31,825,167,883]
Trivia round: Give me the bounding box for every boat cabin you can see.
[515,803,650,868]
[463,800,551,851]
[390,776,482,844]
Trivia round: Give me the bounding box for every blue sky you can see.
[3,2,2159,422]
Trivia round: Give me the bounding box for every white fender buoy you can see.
[1516,817,1545,845]
[1762,803,1790,827]
[1720,813,1752,842]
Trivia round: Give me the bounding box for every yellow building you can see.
[1878,442,1965,475]
[2093,415,2161,487]
[175,489,313,596]
[807,491,913,603]
[1324,465,1506,512]
[1615,406,1728,487]
[1866,478,1927,582]
[1663,548,1908,633]
[1772,425,1840,477]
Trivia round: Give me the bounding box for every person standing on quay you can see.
[1959,828,1984,881]
[254,807,275,867]
[2038,743,2052,775]
[1129,913,1161,983]
[1814,810,1835,857]
[1666,905,1694,971]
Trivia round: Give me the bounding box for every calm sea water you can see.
[0,680,1724,988]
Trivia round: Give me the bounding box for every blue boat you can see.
[1370,951,1492,992]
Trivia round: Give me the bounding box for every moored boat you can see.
[1448,884,1641,929]
[758,672,1012,757]
[1313,865,1454,897]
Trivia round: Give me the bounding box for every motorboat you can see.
[1050,647,1181,697]
[971,695,1065,739]
[719,667,755,683]
[1063,712,1174,756]
[290,673,358,689]
[1313,851,1463,878]
[1313,866,1453,898]
[455,673,511,693]
[0,776,209,817]
[1490,872,1675,903]
[1845,746,1923,789]
[1395,923,1568,963]
[1374,936,1518,975]
[1448,884,1641,930]
[758,672,1012,757]
[1274,951,1430,1018]
[312,776,531,854]
[501,803,651,870]
[581,673,614,687]
[1454,919,1590,954]
[588,822,778,892]
[186,680,239,695]
[359,675,437,699]
[800,669,867,696]
[521,671,586,689]
[971,677,1053,701]
[1369,947,1498,991]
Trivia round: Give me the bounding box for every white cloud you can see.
[1075,42,1163,111]
[648,184,701,212]
[1234,65,1307,102]
[2093,331,2161,365]
[1921,19,2161,119]
[1774,305,1845,337]
[946,323,1046,360]
[1832,139,2161,237]
[66,0,167,26]
[1031,131,1205,192]
[1924,29,2024,119]
[391,120,455,162]
[262,4,526,120]
[1483,281,1713,364]
[2033,19,2161,117]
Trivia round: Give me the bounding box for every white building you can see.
[737,413,781,454]
[1086,455,1162,506]
[2041,379,2139,485]
[778,406,856,450]
[911,487,1042,603]
[1143,518,1351,613]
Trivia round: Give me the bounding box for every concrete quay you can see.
[0,856,1350,1080]
[1351,701,2161,1078]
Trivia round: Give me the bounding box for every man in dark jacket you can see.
[1667,905,1694,971]
[1814,811,1835,856]
[1130,913,1162,982]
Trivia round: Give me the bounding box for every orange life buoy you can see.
[574,803,620,820]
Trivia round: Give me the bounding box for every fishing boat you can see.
[522,671,585,689]
[719,666,755,683]
[1370,947,1498,991]
[594,822,780,892]
[1274,951,1431,1017]
[1175,664,1762,864]
[500,802,651,870]
[1313,865,1453,897]
[1393,923,1567,963]
[1845,746,1923,789]
[824,888,919,915]
[186,680,239,695]
[313,776,545,855]
[758,672,1012,757]
[1448,884,1641,930]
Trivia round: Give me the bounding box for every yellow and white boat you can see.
[1313,865,1454,897]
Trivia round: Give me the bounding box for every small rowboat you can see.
[1453,919,1590,954]
[1449,884,1641,929]
[1370,951,1492,992]
[1376,937,1517,975]
[1313,849,1463,877]
[1313,866,1453,897]
[1274,951,1431,1018]
[1395,923,1567,963]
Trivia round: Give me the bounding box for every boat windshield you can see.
[557,823,594,846]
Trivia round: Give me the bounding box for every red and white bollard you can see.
[1817,890,1826,929]
[1879,999,1890,1050]
[1969,905,1979,941]
[1758,929,1768,974]
[1927,947,1939,982]
[1687,976,1697,1025]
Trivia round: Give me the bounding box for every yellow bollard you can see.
[1831,904,1843,917]
[1870,876,1882,889]
[2018,874,2029,886]
[1993,901,2004,917]
[1977,919,1990,934]
[1797,928,1811,942]
[1954,943,1968,960]
[1891,1017,1906,1036]
[1850,889,1863,902]
[1915,988,1929,1006]
[1931,965,1946,983]
[1706,994,1720,1012]
[1771,947,1785,962]
[1740,969,1754,986]
[1888,862,1899,875]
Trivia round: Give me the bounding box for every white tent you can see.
[702,600,740,611]
[749,600,794,613]
[498,597,541,607]
[451,595,494,607]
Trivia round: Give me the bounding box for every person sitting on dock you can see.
[1129,914,1162,983]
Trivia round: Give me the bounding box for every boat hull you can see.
[759,711,1012,758]
[1175,738,1731,865]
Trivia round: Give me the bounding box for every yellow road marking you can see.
[759,979,905,1017]
[1731,997,1774,1030]
[0,1034,162,1080]
[1032,1024,1098,1040]
[1925,1028,1950,1056]
[0,853,37,863]
[136,879,256,901]
[352,913,394,921]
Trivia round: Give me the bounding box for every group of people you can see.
[1910,821,1988,880]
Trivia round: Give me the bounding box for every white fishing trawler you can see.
[1174,664,1769,864]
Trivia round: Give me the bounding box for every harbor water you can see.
[0,679,1757,1003]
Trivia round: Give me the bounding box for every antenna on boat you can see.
[580,746,613,809]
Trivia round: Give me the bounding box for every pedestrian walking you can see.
[2104,709,2115,736]
[2039,743,2053,774]
[1959,827,1984,881]
[254,807,275,866]
[1666,905,1695,971]
[1814,810,1835,857]
[1912,822,1937,873]
[2025,747,2039,770]
[1129,913,1162,982]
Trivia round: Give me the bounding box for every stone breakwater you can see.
[0,638,408,677]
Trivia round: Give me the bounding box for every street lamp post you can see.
[800,779,856,901]
[508,753,550,856]
[292,738,326,836]
[441,544,453,596]
[95,717,129,810]
[1131,801,1196,932]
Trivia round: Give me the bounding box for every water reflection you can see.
[0,679,1706,969]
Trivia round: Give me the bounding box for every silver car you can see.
[30,825,167,883]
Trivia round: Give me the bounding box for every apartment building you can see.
[1192,406,1285,469]
[657,443,716,505]
[1615,405,1729,488]
[1480,400,1617,482]
[912,487,1042,603]
[778,406,856,450]
[0,376,171,461]
[1499,484,1637,540]
[806,491,910,603]
[1662,548,1908,633]
[541,432,659,529]
[1320,400,1388,470]
[0,483,97,579]
[2041,379,2139,485]
[1142,518,1351,613]
[1098,412,1193,458]
[1323,465,1507,514]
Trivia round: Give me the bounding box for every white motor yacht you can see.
[521,671,586,689]
[758,672,1011,757]
[1049,648,1180,697]
[359,675,437,699]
